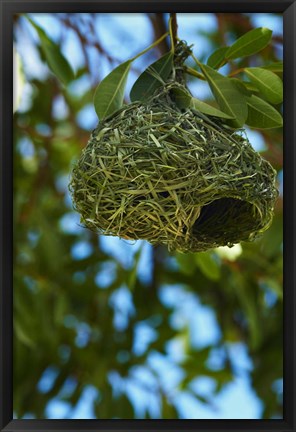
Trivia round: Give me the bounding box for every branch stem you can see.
[184,66,205,80]
[169,13,178,52]
[227,67,246,77]
[131,31,170,61]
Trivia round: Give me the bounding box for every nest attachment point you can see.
[69,82,278,253]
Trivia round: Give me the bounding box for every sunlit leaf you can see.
[207,46,228,69]
[130,52,173,102]
[241,81,260,93]
[94,60,132,120]
[246,95,283,129]
[191,98,233,119]
[245,67,283,104]
[26,17,74,85]
[226,27,272,59]
[198,63,248,127]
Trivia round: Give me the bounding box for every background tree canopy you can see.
[13,12,283,419]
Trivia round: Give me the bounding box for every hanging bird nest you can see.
[69,81,278,253]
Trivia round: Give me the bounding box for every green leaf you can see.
[261,61,283,74]
[195,252,221,281]
[230,78,251,96]
[171,85,233,119]
[170,87,192,110]
[130,52,173,102]
[198,63,248,127]
[226,27,272,59]
[241,81,260,93]
[94,60,132,120]
[207,46,229,69]
[191,98,234,119]
[26,17,74,85]
[246,95,283,129]
[41,42,74,86]
[245,67,283,104]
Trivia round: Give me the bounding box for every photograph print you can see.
[3,5,292,429]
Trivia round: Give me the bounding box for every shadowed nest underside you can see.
[69,83,278,253]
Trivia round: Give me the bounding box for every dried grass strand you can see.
[69,82,278,252]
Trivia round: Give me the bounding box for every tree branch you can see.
[170,13,178,49]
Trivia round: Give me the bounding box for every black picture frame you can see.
[1,0,295,431]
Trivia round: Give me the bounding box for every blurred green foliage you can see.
[13,13,283,419]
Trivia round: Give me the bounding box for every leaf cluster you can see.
[24,17,283,130]
[93,25,282,130]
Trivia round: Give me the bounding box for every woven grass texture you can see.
[69,83,278,253]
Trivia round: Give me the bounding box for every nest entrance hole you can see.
[192,197,258,243]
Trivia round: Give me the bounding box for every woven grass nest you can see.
[69,81,278,253]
